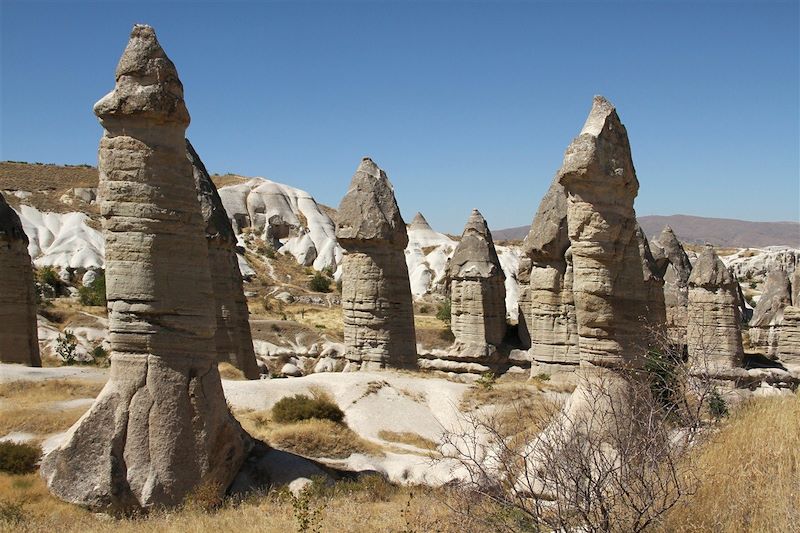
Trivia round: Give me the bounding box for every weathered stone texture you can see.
[336,158,416,369]
[519,180,579,363]
[41,25,248,513]
[0,192,41,366]
[777,306,800,364]
[748,269,791,356]
[650,225,692,346]
[686,245,744,370]
[557,96,660,366]
[187,139,259,379]
[448,209,506,359]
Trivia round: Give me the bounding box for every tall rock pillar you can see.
[557,96,662,367]
[686,245,745,371]
[187,139,259,379]
[41,25,249,513]
[335,157,417,370]
[0,193,41,366]
[448,209,506,360]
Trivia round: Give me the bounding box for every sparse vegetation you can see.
[56,330,79,365]
[78,271,106,306]
[272,394,345,424]
[435,299,451,324]
[0,442,41,475]
[377,430,438,451]
[308,272,331,293]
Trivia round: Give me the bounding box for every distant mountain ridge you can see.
[494,214,800,248]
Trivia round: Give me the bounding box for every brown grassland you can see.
[0,376,797,532]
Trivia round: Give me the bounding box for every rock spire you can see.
[41,25,249,513]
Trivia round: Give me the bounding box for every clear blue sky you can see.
[2,1,798,233]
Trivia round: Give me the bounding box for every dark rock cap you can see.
[447,209,504,279]
[688,245,736,289]
[335,157,408,248]
[94,24,190,126]
[186,139,237,243]
[557,95,638,199]
[0,193,27,243]
[522,178,570,263]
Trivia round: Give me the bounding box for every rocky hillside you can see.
[495,214,800,248]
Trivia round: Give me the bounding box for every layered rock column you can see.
[447,209,506,357]
[748,269,792,356]
[650,226,693,347]
[187,139,259,379]
[0,193,41,366]
[518,180,579,363]
[557,96,662,367]
[335,157,417,370]
[686,245,745,370]
[41,25,249,513]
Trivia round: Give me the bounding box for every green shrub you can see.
[78,271,106,306]
[436,300,451,324]
[272,394,345,424]
[475,372,496,391]
[708,389,729,420]
[0,441,41,474]
[37,266,64,297]
[645,349,681,411]
[309,272,331,293]
[91,344,109,367]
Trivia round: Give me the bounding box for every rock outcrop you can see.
[748,270,792,356]
[335,157,417,370]
[518,97,666,371]
[686,245,744,370]
[187,139,259,379]
[650,225,693,347]
[558,96,662,367]
[0,192,41,366]
[447,209,506,364]
[41,25,249,513]
[518,179,579,364]
[777,306,800,365]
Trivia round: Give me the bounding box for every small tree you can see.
[56,330,78,365]
[436,299,451,324]
[78,271,106,306]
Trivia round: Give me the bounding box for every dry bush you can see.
[441,364,712,533]
[235,410,382,460]
[267,419,383,459]
[0,442,41,474]
[378,430,438,451]
[661,394,800,532]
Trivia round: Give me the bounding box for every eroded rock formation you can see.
[557,96,662,367]
[0,192,40,366]
[41,25,249,512]
[650,225,693,347]
[447,209,506,363]
[335,157,416,370]
[686,245,744,370]
[518,180,579,364]
[748,269,792,356]
[187,139,259,379]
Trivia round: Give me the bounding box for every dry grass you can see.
[661,393,800,532]
[0,380,103,436]
[377,430,438,451]
[209,173,250,189]
[414,314,454,350]
[235,410,384,459]
[0,162,100,215]
[0,471,493,533]
[218,363,246,380]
